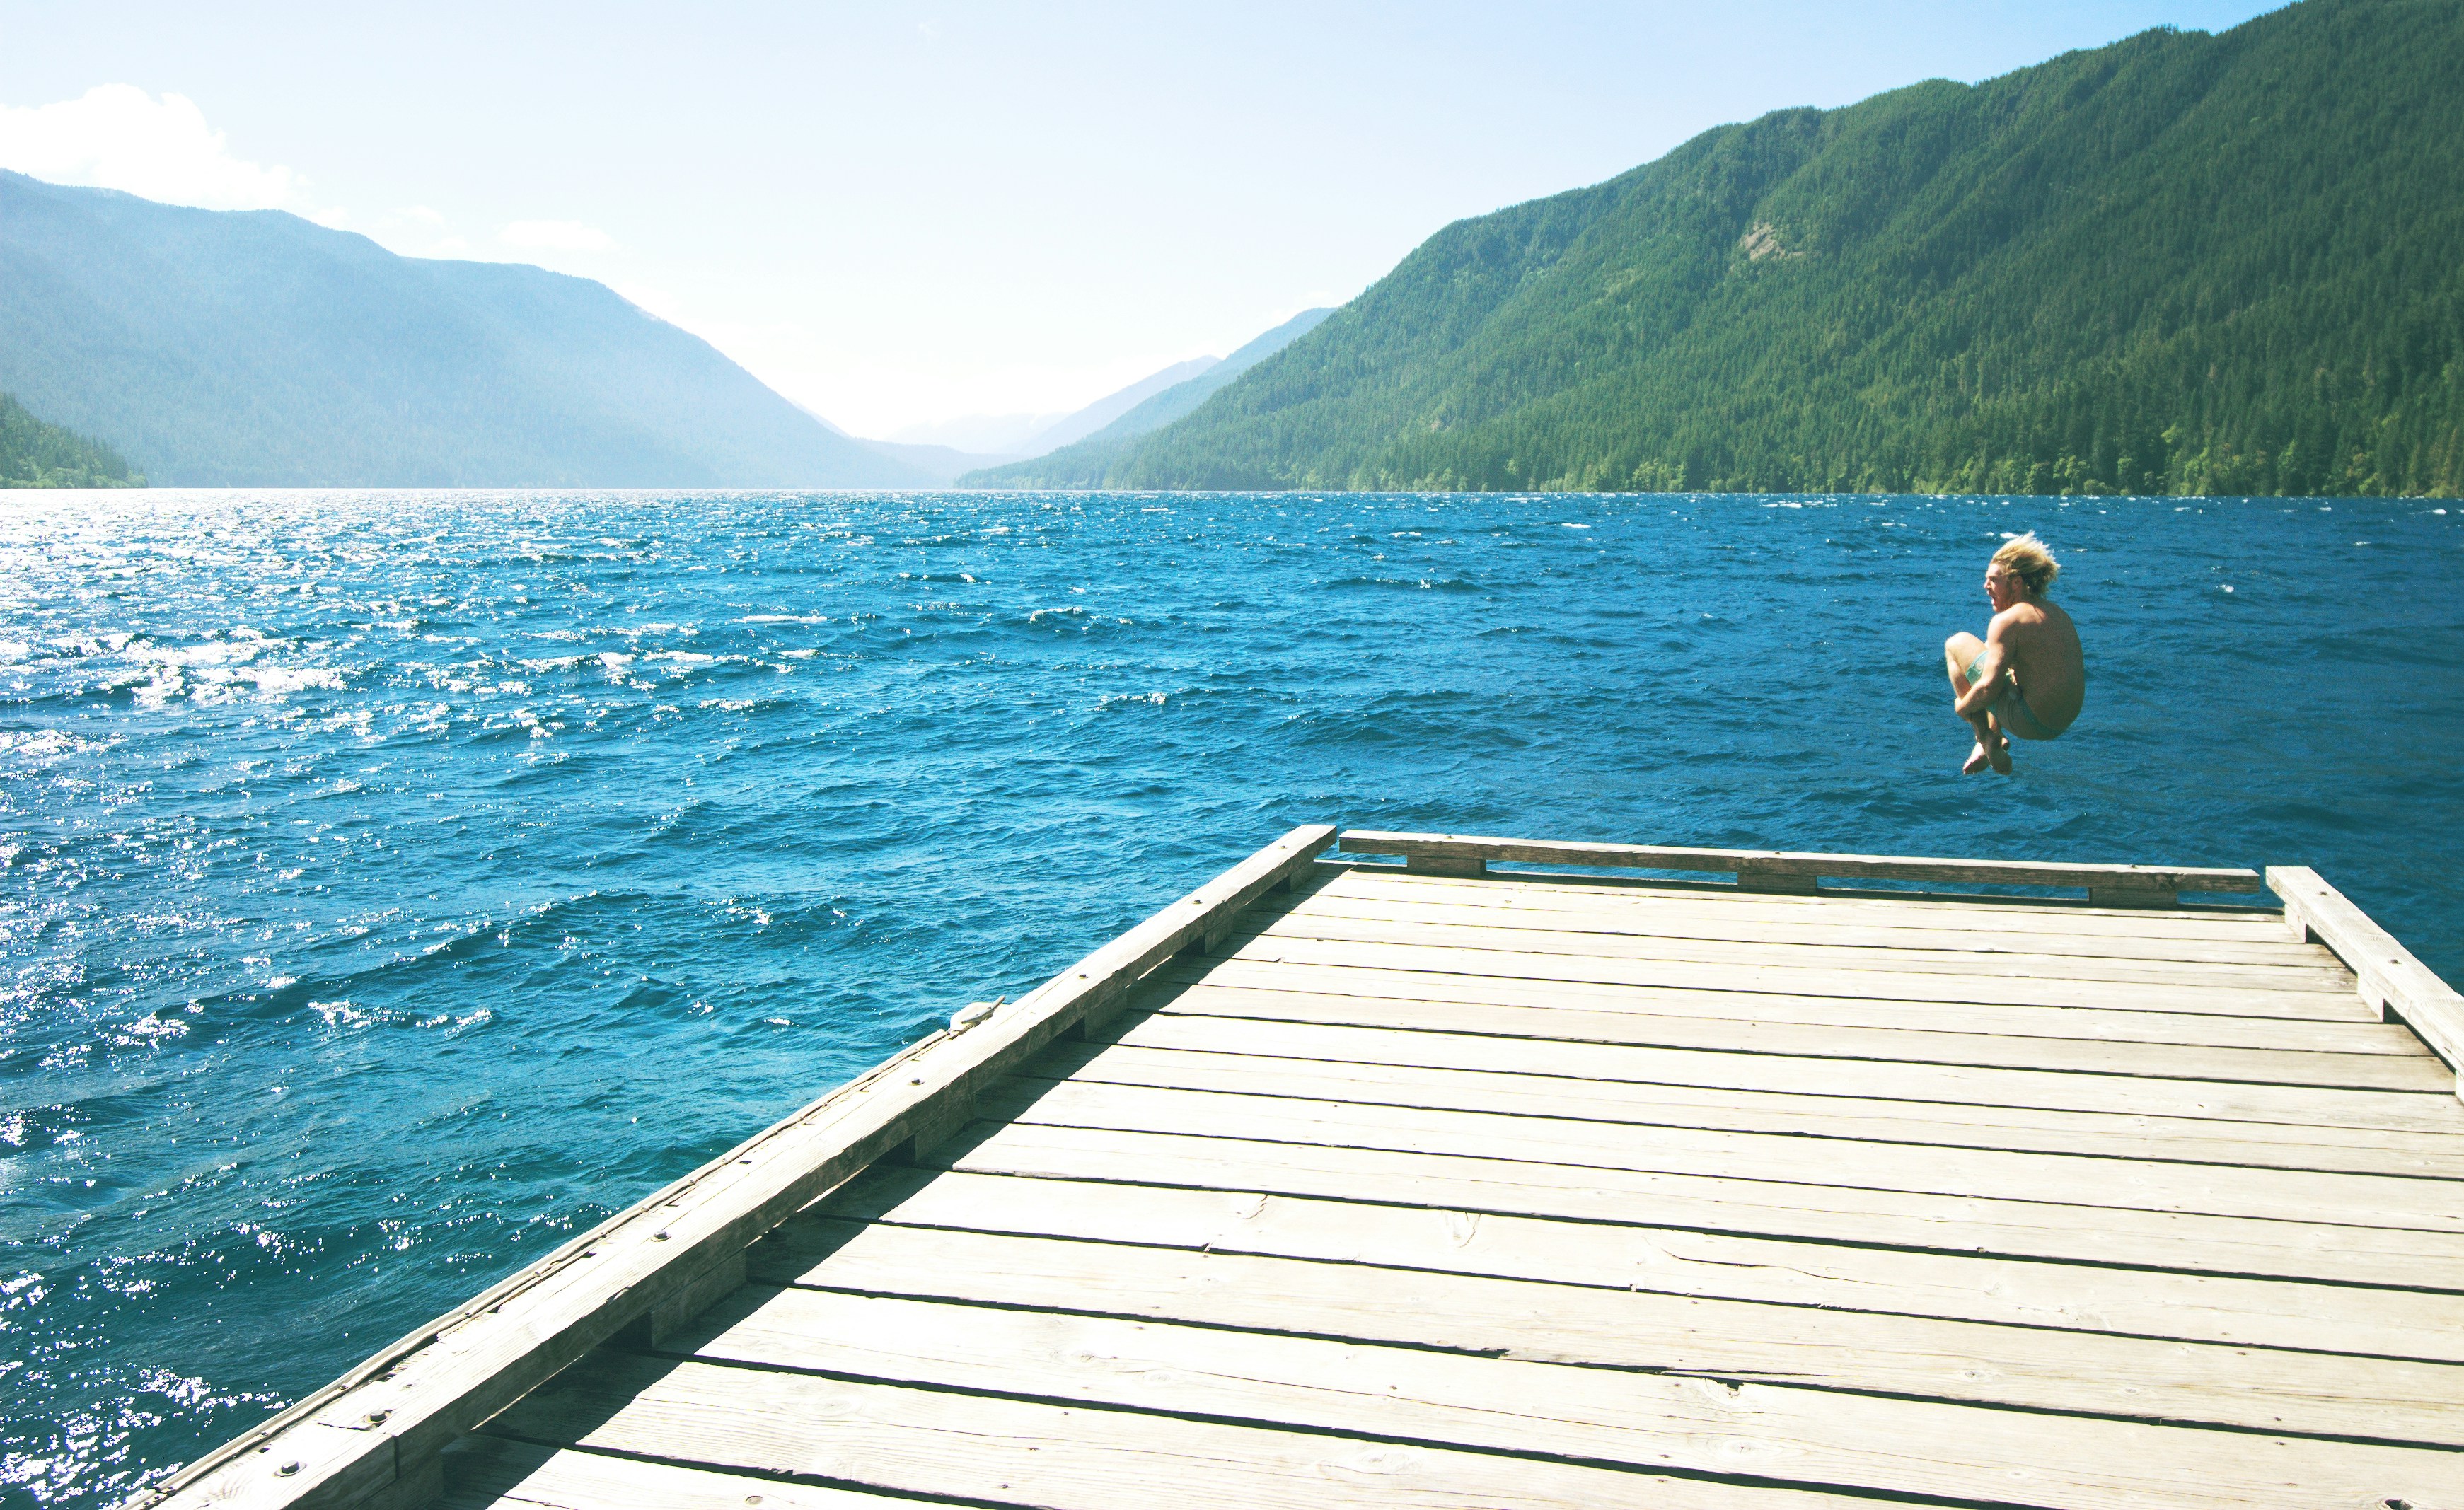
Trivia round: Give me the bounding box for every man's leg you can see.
[1943,634,2011,774]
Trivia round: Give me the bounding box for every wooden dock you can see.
[141,826,2464,1510]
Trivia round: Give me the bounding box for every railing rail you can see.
[133,824,1338,1510]
[1337,830,2265,906]
[2269,865,2464,1094]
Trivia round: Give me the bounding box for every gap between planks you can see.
[1138,976,2450,1093]
[1246,893,2352,989]
[1319,864,2291,932]
[748,1212,2464,1448]
[1156,958,2422,1055]
[972,1070,2464,1232]
[814,1161,2464,1363]
[931,1113,2464,1289]
[598,1283,2464,1510]
[1110,1009,2464,1137]
[1029,1036,2464,1178]
[474,1349,1908,1510]
[1205,930,2379,1023]
[1287,876,2332,964]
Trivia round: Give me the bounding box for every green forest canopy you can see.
[1,391,142,488]
[1007,0,2463,498]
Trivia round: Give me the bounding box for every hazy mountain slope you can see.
[964,307,1334,486]
[0,172,927,488]
[1,391,143,487]
[1077,308,1335,446]
[857,438,1025,485]
[1020,357,1220,454]
[1075,0,2463,496]
[876,357,1218,462]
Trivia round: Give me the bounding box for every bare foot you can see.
[1963,741,1993,774]
[1988,738,2013,775]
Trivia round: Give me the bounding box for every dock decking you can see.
[146,827,2464,1510]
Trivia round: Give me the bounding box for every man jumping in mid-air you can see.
[1944,533,2085,775]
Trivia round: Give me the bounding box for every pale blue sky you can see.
[0,1,2283,437]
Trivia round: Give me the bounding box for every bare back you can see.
[1988,596,2086,731]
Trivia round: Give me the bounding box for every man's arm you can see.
[1954,613,2017,716]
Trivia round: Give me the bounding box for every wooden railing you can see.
[1336,830,2267,907]
[2271,865,2464,1091]
[132,825,1338,1510]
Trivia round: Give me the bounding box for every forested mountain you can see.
[966,307,1333,485]
[1055,0,2463,496]
[0,391,143,487]
[0,172,927,489]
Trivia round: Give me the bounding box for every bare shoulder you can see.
[1989,601,2047,639]
[2025,597,2081,646]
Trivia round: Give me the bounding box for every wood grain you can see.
[1145,977,2451,1090]
[821,1165,2464,1359]
[661,1284,2464,1510]
[485,1350,1890,1510]
[1120,1010,2464,1134]
[1039,1038,2464,1177]
[753,1216,2464,1445]
[1336,830,2266,893]
[987,1072,2464,1229]
[1213,930,2376,1021]
[942,1117,2464,1288]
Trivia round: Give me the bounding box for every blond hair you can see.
[1991,533,2060,596]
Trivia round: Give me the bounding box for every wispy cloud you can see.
[500,219,615,252]
[0,84,306,211]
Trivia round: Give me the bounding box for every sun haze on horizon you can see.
[0,0,2281,439]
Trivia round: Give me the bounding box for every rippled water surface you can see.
[3,489,2459,1504]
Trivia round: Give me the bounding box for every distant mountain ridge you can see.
[873,356,1225,475]
[1019,357,1221,453]
[963,307,1331,486]
[1030,0,2464,496]
[0,171,927,488]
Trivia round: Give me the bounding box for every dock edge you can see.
[127,823,1338,1510]
[2269,864,2464,1098]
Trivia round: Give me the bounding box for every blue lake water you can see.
[3,488,2459,1504]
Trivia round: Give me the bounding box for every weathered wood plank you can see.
[753,1218,2464,1445]
[1337,830,2267,894]
[988,1072,2464,1230]
[1143,978,2453,1091]
[1040,1038,2464,1178]
[669,1285,2464,1510]
[485,1351,1892,1510]
[1327,868,2291,939]
[1306,872,2332,961]
[943,1117,2464,1288]
[1249,900,2356,991]
[1121,1011,2464,1135]
[823,1165,2464,1359]
[2274,864,2464,1088]
[1159,957,2422,1055]
[1214,931,2378,1021]
[440,1434,939,1509]
[135,825,1338,1510]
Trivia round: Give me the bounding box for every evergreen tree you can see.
[0,392,144,488]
